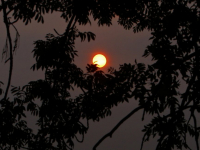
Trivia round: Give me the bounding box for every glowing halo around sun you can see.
[93,54,107,68]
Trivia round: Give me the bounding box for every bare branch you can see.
[93,106,143,150]
[9,17,19,24]
[65,14,75,35]
[80,87,86,94]
[155,134,166,150]
[72,16,77,29]
[12,23,20,53]
[192,112,199,150]
[180,73,196,108]
[54,28,62,36]
[2,0,14,100]
[6,8,14,15]
[74,134,84,143]
[140,131,147,150]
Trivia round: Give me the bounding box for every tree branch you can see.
[65,14,75,35]
[192,111,199,150]
[2,0,13,100]
[140,131,148,150]
[183,44,200,107]
[74,134,84,143]
[192,42,200,150]
[9,17,19,24]
[54,28,62,36]
[180,72,196,108]
[93,106,143,150]
[156,134,166,150]
[80,87,86,94]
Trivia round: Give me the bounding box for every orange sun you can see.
[93,54,107,68]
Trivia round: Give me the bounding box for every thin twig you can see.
[80,87,86,94]
[72,16,77,29]
[190,43,200,150]
[87,119,89,129]
[187,111,192,126]
[142,109,145,121]
[93,106,143,150]
[9,18,19,24]
[140,131,147,150]
[62,137,72,150]
[192,112,199,150]
[74,134,84,143]
[180,73,196,108]
[54,28,62,36]
[156,134,166,150]
[65,15,75,35]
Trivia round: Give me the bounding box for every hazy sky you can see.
[0,12,193,150]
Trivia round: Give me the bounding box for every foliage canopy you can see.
[1,0,200,150]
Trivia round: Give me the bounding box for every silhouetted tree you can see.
[1,0,200,150]
[94,1,200,150]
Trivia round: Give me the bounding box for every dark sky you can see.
[0,12,194,150]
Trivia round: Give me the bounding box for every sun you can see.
[93,54,107,68]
